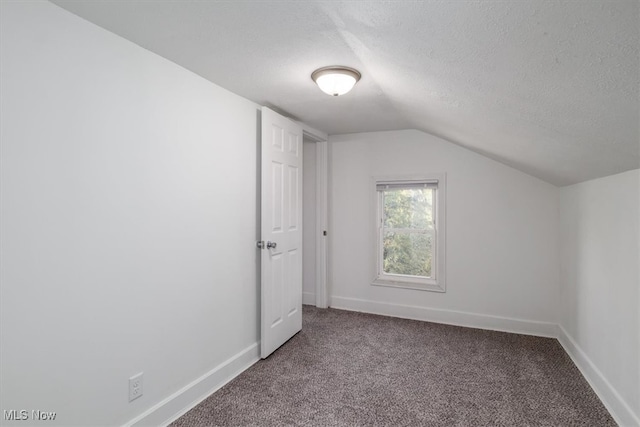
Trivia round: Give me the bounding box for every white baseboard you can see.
[302,291,315,306]
[557,326,639,427]
[124,342,260,427]
[330,296,558,338]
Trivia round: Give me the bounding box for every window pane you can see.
[383,188,433,229]
[383,232,432,277]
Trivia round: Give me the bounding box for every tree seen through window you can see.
[382,188,434,278]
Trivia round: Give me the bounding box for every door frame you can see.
[300,124,329,309]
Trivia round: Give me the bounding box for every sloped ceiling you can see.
[50,0,639,186]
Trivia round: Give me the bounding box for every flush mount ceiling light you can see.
[311,66,361,96]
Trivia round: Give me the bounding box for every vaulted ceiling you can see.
[51,0,639,186]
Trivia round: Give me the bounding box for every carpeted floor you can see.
[171,306,615,426]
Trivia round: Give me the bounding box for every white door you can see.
[260,107,303,359]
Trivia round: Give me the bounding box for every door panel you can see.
[261,107,303,359]
[288,165,299,230]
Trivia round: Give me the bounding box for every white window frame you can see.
[372,173,446,292]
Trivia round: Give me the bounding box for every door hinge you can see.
[323,230,327,236]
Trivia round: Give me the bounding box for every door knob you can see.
[266,241,277,249]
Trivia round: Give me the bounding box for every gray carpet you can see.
[172,307,615,426]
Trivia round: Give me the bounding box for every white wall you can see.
[1,2,260,426]
[559,169,639,426]
[302,139,317,305]
[328,130,559,333]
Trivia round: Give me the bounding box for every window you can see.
[373,174,446,292]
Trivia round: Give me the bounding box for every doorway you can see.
[302,133,328,308]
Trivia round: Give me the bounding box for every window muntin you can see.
[373,177,445,292]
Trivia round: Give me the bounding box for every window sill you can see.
[371,278,445,293]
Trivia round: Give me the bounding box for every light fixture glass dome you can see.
[311,66,361,96]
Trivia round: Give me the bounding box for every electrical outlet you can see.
[129,372,143,402]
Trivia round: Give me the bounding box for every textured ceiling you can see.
[50,0,639,186]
